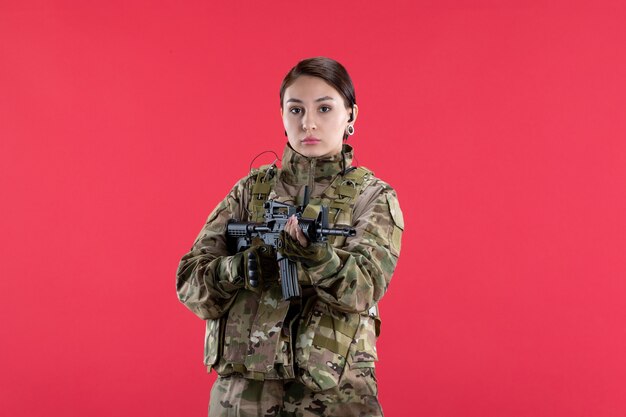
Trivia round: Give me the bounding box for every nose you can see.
[302,111,317,131]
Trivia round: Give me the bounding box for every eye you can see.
[289,107,302,115]
[319,106,331,113]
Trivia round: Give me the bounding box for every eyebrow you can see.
[286,96,336,104]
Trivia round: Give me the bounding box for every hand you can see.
[283,215,309,248]
[240,239,279,293]
[279,228,333,268]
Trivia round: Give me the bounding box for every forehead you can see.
[284,75,341,100]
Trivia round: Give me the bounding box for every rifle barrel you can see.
[321,227,356,237]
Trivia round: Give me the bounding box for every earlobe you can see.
[345,105,358,139]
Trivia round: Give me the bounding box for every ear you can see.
[349,104,359,124]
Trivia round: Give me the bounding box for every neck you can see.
[280,143,354,186]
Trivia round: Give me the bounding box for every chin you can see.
[294,145,328,158]
[301,149,327,158]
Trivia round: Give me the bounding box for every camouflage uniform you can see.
[177,144,403,416]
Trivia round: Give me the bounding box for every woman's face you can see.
[281,75,357,158]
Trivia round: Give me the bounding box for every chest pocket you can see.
[323,167,372,247]
[247,166,372,234]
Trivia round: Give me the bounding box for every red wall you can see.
[1,1,625,416]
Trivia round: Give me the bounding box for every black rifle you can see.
[226,192,355,300]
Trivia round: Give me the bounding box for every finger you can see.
[289,225,299,241]
[295,224,309,247]
[292,218,303,242]
[287,216,298,238]
[285,217,293,236]
[289,217,306,247]
[284,220,292,239]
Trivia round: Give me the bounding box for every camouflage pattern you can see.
[278,231,334,267]
[177,143,403,414]
[209,366,382,417]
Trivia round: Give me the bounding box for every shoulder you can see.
[351,168,404,255]
[225,174,253,200]
[356,166,398,199]
[352,167,403,227]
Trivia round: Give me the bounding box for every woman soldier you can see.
[177,57,404,417]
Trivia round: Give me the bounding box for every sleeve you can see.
[302,183,404,313]
[175,177,250,320]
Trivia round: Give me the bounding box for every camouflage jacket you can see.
[176,143,403,391]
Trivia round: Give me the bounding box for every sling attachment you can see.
[250,163,277,221]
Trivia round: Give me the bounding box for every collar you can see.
[279,143,354,186]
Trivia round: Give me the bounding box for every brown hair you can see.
[279,57,356,114]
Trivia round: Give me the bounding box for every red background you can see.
[1,1,625,416]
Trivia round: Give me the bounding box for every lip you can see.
[302,136,321,144]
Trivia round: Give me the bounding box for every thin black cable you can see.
[244,150,280,220]
[248,150,280,175]
[341,148,358,176]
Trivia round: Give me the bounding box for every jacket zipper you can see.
[308,158,316,195]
